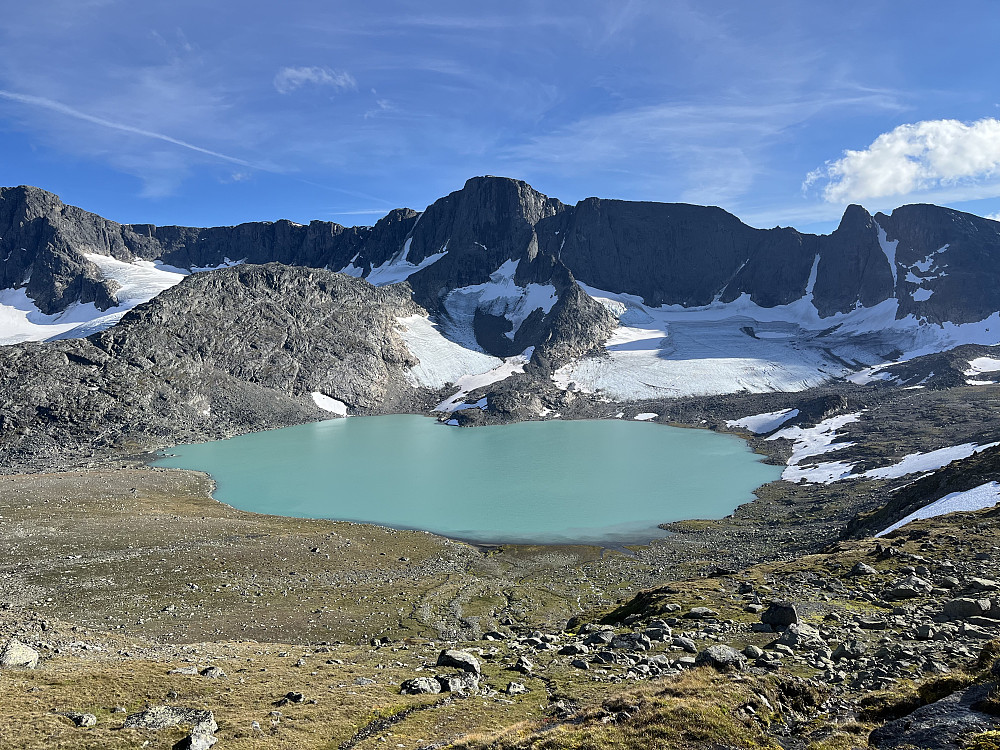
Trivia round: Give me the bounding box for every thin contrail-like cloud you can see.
[0,89,257,169]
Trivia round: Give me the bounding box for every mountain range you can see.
[3,176,1000,468]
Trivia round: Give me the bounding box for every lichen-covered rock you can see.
[0,639,39,669]
[694,645,746,672]
[436,649,481,675]
[400,677,442,695]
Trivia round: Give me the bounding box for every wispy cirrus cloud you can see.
[805,118,1000,203]
[273,67,356,95]
[0,88,259,168]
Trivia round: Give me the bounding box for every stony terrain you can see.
[6,461,1000,749]
[5,178,1000,748]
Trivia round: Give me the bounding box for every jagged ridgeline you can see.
[5,176,1000,343]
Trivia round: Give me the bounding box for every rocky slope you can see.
[0,264,433,470]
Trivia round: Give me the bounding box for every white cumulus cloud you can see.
[273,66,356,95]
[805,118,1000,203]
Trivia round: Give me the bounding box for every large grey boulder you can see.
[400,677,442,695]
[123,706,218,749]
[0,639,39,669]
[60,712,97,727]
[694,645,746,672]
[436,673,479,695]
[884,575,933,600]
[772,623,827,652]
[869,684,1000,749]
[943,597,992,620]
[436,649,481,675]
[761,601,798,629]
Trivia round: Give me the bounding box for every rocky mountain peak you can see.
[833,204,876,235]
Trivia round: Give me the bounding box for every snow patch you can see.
[912,287,933,302]
[443,260,558,342]
[861,442,999,480]
[766,412,861,484]
[634,413,658,421]
[311,392,348,416]
[396,314,502,390]
[726,408,800,434]
[877,481,1000,537]
[555,281,1000,400]
[965,357,1000,377]
[876,222,899,289]
[190,256,245,273]
[435,349,534,412]
[1,255,190,345]
[366,241,448,286]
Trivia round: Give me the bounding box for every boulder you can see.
[400,677,442,695]
[436,673,479,695]
[510,655,534,675]
[685,607,719,619]
[61,712,97,728]
[849,561,877,576]
[772,622,827,651]
[943,597,992,620]
[884,575,933,600]
[761,602,798,629]
[832,640,866,662]
[672,636,697,653]
[123,706,218,750]
[611,633,651,651]
[968,578,1000,592]
[505,681,528,695]
[869,684,1000,749]
[436,649,481,675]
[0,639,39,669]
[694,645,746,672]
[583,630,615,646]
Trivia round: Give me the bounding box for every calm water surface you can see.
[153,416,780,544]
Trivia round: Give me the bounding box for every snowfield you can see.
[861,442,999,480]
[434,350,533,412]
[726,408,799,434]
[396,314,502,390]
[552,279,1000,400]
[0,256,187,345]
[363,238,448,286]
[877,481,1000,537]
[766,412,861,484]
[441,260,558,344]
[965,356,1000,385]
[0,254,260,345]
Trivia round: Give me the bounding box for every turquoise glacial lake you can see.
[153,416,780,545]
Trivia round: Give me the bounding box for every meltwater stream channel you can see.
[153,415,781,545]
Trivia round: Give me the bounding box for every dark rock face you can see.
[7,177,1000,362]
[0,186,123,314]
[869,683,1000,749]
[0,265,429,471]
[878,204,1000,324]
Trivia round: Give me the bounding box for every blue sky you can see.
[1,1,999,233]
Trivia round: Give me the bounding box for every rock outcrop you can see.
[0,265,428,470]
